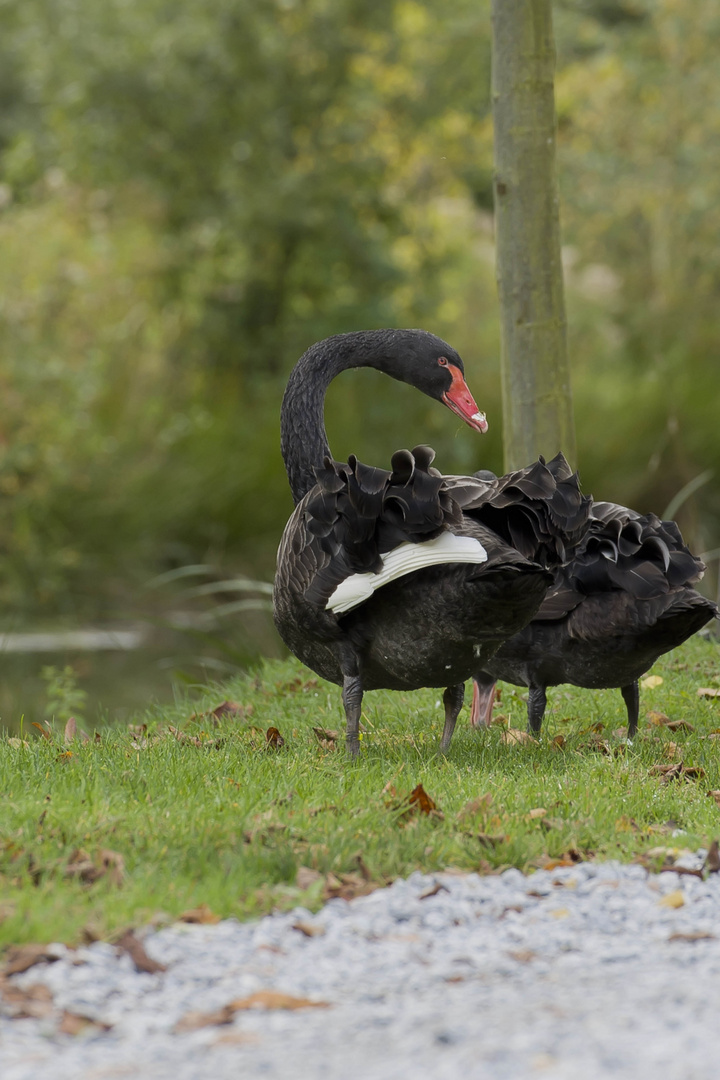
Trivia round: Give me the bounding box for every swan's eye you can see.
[437,356,448,366]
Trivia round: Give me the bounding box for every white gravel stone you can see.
[2,861,720,1079]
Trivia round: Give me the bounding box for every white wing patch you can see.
[326,533,488,615]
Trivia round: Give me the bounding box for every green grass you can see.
[1,635,720,948]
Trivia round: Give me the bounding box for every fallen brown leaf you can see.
[58,1010,111,1035]
[528,807,548,820]
[704,839,720,875]
[168,725,203,748]
[2,944,62,977]
[351,852,373,881]
[322,872,381,902]
[213,1031,260,1046]
[175,990,330,1033]
[457,794,493,822]
[641,675,664,689]
[31,722,53,741]
[668,932,716,943]
[408,783,438,815]
[707,791,720,809]
[312,727,338,748]
[665,720,694,733]
[178,904,220,925]
[210,701,251,723]
[501,728,536,746]
[64,717,90,744]
[507,949,537,963]
[419,883,449,900]
[652,762,706,784]
[476,833,508,848]
[175,1005,236,1033]
[266,726,285,749]
[292,921,326,938]
[230,990,330,1011]
[697,687,720,698]
[296,866,323,891]
[647,710,672,726]
[551,734,566,749]
[65,848,125,887]
[115,931,167,975]
[657,890,685,909]
[0,981,54,1018]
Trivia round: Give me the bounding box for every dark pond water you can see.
[0,603,284,736]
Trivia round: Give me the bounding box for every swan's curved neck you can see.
[280,332,394,504]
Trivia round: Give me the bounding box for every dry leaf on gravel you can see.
[58,1010,112,1035]
[507,949,537,963]
[175,1005,237,1033]
[1,944,63,977]
[116,931,167,975]
[175,991,330,1034]
[668,931,716,943]
[657,890,685,909]
[292,921,326,938]
[419,883,449,900]
[178,904,220,925]
[231,990,330,1011]
[266,726,285,749]
[0,981,54,1019]
[704,839,720,875]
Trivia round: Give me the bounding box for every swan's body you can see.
[471,500,718,736]
[273,329,589,754]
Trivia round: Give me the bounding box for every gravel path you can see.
[2,856,720,1079]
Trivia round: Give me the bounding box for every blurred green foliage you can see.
[0,0,718,620]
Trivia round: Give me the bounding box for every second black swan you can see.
[272,329,590,754]
[471,497,718,737]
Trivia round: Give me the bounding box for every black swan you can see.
[273,328,590,755]
[470,498,718,737]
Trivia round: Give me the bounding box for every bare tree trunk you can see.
[491,0,576,471]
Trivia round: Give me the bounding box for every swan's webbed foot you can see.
[621,681,639,739]
[439,683,465,752]
[342,672,364,757]
[527,686,547,735]
[470,675,496,729]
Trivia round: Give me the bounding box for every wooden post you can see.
[491,0,576,471]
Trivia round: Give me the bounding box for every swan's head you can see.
[370,329,488,434]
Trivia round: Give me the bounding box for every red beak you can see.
[442,364,488,433]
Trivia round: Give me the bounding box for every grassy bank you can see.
[1,635,719,948]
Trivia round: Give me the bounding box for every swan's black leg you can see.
[527,685,547,735]
[440,684,465,752]
[621,681,639,738]
[342,674,363,756]
[470,674,496,728]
